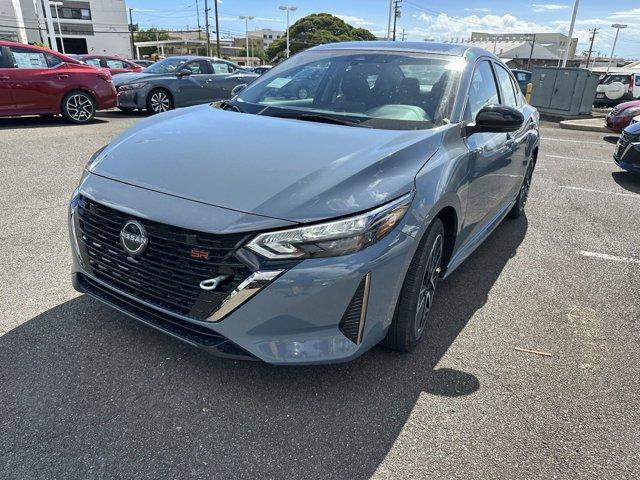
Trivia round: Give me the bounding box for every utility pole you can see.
[213,0,221,57]
[585,27,598,68]
[204,0,211,56]
[195,0,201,40]
[128,8,136,59]
[401,28,406,41]
[392,0,401,41]
[562,0,579,67]
[386,0,394,40]
[527,34,536,70]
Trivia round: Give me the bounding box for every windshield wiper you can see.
[295,113,368,128]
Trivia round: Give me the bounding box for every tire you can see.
[146,88,173,114]
[118,106,135,113]
[508,160,535,219]
[61,91,96,124]
[297,86,309,99]
[383,218,445,352]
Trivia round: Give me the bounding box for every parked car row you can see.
[0,40,259,122]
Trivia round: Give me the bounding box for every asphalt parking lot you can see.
[1,113,638,479]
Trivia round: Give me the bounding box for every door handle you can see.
[206,79,214,83]
[0,76,9,80]
[58,74,69,79]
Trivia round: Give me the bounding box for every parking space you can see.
[0,115,638,479]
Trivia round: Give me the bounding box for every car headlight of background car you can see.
[620,107,640,118]
[118,82,147,91]
[246,193,413,260]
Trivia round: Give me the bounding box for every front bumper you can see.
[614,133,640,173]
[69,178,416,365]
[117,88,148,109]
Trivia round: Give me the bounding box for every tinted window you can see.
[45,53,63,67]
[495,64,518,107]
[144,57,186,74]
[211,61,233,74]
[183,60,210,74]
[467,61,499,119]
[84,58,101,67]
[9,48,48,68]
[106,59,126,69]
[0,48,10,68]
[602,74,631,85]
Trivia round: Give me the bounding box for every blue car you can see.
[69,42,539,364]
[614,122,640,174]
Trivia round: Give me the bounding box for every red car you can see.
[605,99,640,133]
[0,41,117,123]
[70,54,144,75]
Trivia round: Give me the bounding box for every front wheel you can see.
[508,160,535,219]
[61,91,96,124]
[383,218,444,352]
[146,89,173,114]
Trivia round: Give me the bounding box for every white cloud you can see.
[464,8,491,13]
[531,4,569,12]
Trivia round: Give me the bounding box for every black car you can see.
[614,122,640,174]
[511,69,532,93]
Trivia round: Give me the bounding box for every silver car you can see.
[113,56,258,114]
[70,42,539,364]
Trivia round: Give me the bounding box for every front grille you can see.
[616,131,635,160]
[75,196,253,320]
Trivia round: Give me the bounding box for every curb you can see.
[559,120,611,133]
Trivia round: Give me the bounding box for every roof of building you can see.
[464,40,559,60]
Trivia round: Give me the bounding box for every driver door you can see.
[176,60,213,106]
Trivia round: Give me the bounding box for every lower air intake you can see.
[338,274,370,344]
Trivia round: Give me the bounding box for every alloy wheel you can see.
[414,233,443,337]
[150,91,171,113]
[66,94,94,122]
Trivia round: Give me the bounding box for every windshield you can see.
[144,57,186,74]
[233,49,464,130]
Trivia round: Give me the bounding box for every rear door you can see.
[0,46,15,114]
[5,46,62,113]
[105,57,130,75]
[207,60,242,100]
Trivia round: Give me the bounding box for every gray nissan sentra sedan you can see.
[69,42,539,365]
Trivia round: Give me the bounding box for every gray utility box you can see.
[529,67,599,116]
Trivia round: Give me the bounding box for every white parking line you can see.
[560,185,639,198]
[544,154,611,164]
[543,138,607,145]
[579,251,640,265]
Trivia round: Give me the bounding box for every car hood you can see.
[615,100,640,113]
[112,72,169,86]
[90,105,443,223]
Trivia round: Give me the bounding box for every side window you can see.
[494,64,518,108]
[45,53,63,68]
[85,58,101,67]
[0,48,11,68]
[183,60,210,74]
[106,59,126,69]
[9,48,48,68]
[210,61,233,74]
[467,61,500,120]
[636,75,640,87]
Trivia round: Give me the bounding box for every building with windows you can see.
[248,28,284,49]
[0,0,131,57]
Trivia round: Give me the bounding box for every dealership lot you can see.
[0,114,638,479]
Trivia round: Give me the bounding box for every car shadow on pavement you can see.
[0,218,527,480]
[612,171,640,194]
[0,115,108,130]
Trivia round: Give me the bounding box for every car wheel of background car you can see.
[383,218,444,352]
[508,160,535,219]
[61,91,96,124]
[605,82,626,101]
[147,89,173,114]
[297,87,309,99]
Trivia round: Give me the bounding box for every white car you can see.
[631,115,640,125]
[594,73,640,107]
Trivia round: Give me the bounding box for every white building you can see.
[0,0,131,57]
[248,28,284,49]
[469,32,578,61]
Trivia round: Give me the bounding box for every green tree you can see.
[266,13,376,62]
[134,28,171,43]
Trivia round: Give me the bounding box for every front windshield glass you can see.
[234,49,464,130]
[144,57,186,74]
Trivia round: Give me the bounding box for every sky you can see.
[127,0,640,59]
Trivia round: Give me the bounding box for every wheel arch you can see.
[434,205,458,275]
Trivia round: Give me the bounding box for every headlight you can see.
[119,82,147,91]
[246,193,413,260]
[621,107,640,118]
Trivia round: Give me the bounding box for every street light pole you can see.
[239,15,254,66]
[279,5,297,58]
[607,24,627,74]
[386,0,393,40]
[204,0,211,56]
[128,8,136,59]
[562,0,579,67]
[50,1,64,54]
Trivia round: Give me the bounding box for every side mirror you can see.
[177,68,192,77]
[231,84,248,96]
[466,105,524,135]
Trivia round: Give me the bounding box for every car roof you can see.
[159,55,230,62]
[311,41,495,59]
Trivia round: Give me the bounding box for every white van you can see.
[595,73,640,107]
